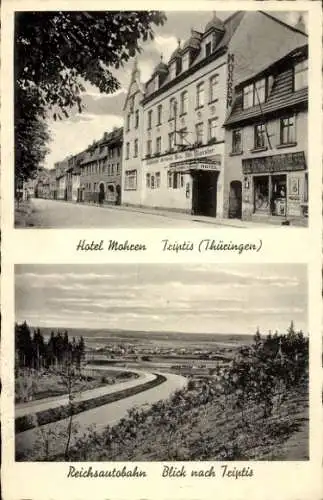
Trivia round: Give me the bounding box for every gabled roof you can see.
[224,45,308,128]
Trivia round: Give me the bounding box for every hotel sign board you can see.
[242,152,306,175]
[146,145,221,166]
[169,161,221,172]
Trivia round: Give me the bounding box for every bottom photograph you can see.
[14,264,308,462]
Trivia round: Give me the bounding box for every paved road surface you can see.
[16,371,187,460]
[16,366,156,418]
[26,199,217,228]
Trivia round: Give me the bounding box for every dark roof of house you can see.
[143,11,245,103]
[224,45,308,128]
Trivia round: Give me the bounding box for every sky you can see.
[15,264,307,335]
[43,10,307,170]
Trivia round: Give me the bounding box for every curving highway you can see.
[15,367,187,460]
[16,366,155,418]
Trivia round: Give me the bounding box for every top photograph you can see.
[15,9,309,229]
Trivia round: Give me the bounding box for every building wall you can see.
[80,138,122,204]
[122,82,144,206]
[57,175,67,200]
[72,174,80,202]
[224,110,307,219]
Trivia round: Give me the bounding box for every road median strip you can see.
[15,373,166,433]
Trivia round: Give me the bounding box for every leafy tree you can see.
[15,11,167,184]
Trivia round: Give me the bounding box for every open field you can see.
[15,367,138,403]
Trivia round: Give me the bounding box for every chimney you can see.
[295,15,306,34]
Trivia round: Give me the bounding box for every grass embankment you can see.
[63,383,308,462]
[15,373,166,434]
[15,369,136,403]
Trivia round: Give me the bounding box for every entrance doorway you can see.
[253,174,287,216]
[99,182,105,205]
[192,171,218,217]
[228,180,242,219]
[253,176,269,214]
[116,184,121,205]
[271,174,287,216]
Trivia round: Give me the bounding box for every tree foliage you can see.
[15,321,86,371]
[15,10,166,184]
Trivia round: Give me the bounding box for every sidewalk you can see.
[77,199,304,228]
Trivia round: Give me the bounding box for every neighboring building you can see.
[122,59,145,206]
[121,10,307,218]
[66,152,85,202]
[48,168,57,199]
[55,158,69,200]
[224,44,308,223]
[80,127,123,204]
[34,168,51,199]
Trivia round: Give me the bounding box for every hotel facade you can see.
[122,11,308,220]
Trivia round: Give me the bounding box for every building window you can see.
[179,127,188,146]
[243,84,253,109]
[208,118,217,141]
[135,110,139,128]
[205,41,212,57]
[280,116,296,145]
[111,164,114,176]
[156,172,161,188]
[116,163,120,174]
[294,60,308,91]
[255,79,266,104]
[156,136,162,155]
[129,96,134,112]
[176,58,182,76]
[168,132,175,151]
[146,173,151,188]
[195,122,204,145]
[254,123,266,149]
[167,171,172,188]
[126,114,131,132]
[134,139,138,158]
[126,142,130,160]
[182,52,189,71]
[232,129,242,154]
[124,170,137,190]
[243,79,266,109]
[170,62,176,80]
[147,110,153,130]
[196,82,205,108]
[146,140,152,157]
[157,104,162,125]
[169,98,176,119]
[304,172,308,203]
[151,175,155,189]
[209,74,218,103]
[180,91,188,115]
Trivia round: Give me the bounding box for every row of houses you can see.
[34,11,309,224]
[33,127,123,204]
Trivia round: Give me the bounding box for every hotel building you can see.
[121,11,307,218]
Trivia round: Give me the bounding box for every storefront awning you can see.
[169,157,221,173]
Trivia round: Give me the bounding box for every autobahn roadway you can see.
[15,366,188,460]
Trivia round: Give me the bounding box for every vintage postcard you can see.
[1,1,322,500]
